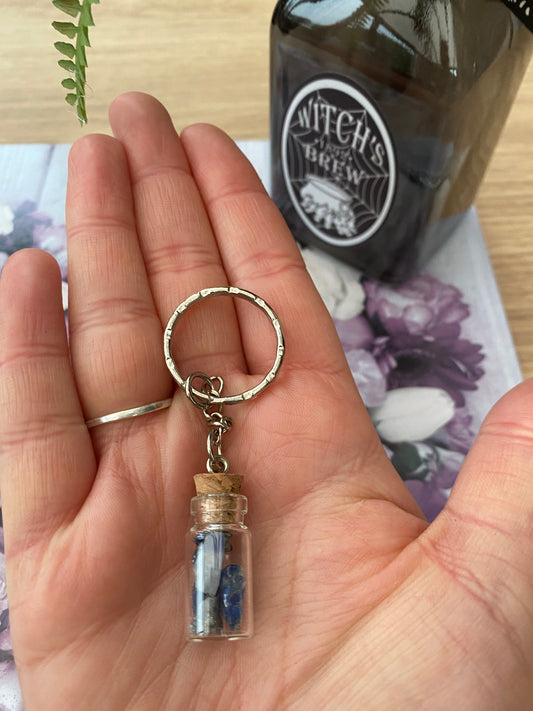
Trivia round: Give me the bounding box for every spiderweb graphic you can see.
[285,90,393,240]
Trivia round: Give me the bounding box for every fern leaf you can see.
[54,41,76,58]
[52,0,81,18]
[52,0,99,125]
[58,59,76,72]
[52,21,78,38]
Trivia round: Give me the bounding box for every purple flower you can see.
[0,552,19,709]
[429,407,476,455]
[445,408,476,454]
[0,202,67,279]
[0,201,43,253]
[345,349,386,407]
[334,315,374,351]
[33,223,68,280]
[365,274,470,337]
[364,274,484,406]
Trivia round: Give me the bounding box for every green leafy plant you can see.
[52,0,100,125]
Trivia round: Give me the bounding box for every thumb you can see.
[426,379,533,661]
[440,378,533,543]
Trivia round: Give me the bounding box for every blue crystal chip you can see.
[220,564,246,631]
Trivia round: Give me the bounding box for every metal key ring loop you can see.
[164,286,285,406]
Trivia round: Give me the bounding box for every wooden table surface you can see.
[1,1,532,377]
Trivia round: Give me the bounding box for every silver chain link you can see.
[185,372,233,473]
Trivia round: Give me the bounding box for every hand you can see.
[0,93,532,711]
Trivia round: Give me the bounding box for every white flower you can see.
[0,663,24,710]
[0,554,6,607]
[369,387,455,443]
[36,233,62,254]
[0,206,14,237]
[301,246,365,319]
[62,281,69,311]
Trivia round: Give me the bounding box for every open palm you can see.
[0,93,532,711]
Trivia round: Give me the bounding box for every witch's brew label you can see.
[281,76,397,247]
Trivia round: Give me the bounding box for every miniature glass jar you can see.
[186,493,253,641]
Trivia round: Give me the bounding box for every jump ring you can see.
[207,455,229,474]
[185,372,221,409]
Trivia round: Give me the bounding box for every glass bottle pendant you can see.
[186,491,253,641]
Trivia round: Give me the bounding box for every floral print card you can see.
[300,218,521,521]
[0,142,523,709]
[240,140,522,520]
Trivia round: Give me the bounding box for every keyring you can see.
[163,286,285,405]
[164,286,285,641]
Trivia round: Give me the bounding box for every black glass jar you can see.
[270,0,532,282]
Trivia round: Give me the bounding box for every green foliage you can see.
[52,0,100,125]
[391,443,424,480]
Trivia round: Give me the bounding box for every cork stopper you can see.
[192,474,246,524]
[194,472,243,495]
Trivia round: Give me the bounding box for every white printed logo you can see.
[281,77,396,246]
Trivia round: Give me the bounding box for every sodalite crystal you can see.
[221,564,246,631]
[191,583,222,636]
[194,531,225,596]
[191,531,226,635]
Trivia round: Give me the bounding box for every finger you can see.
[66,132,171,421]
[0,250,94,551]
[181,124,419,513]
[180,123,351,379]
[425,380,533,630]
[108,92,247,382]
